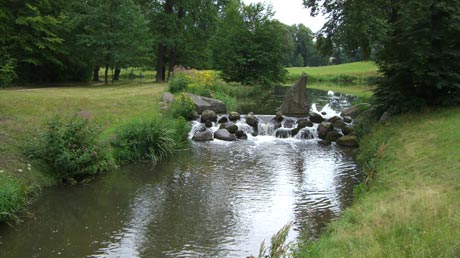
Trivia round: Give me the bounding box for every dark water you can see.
[0,89,361,258]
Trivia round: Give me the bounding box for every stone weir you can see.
[189,110,359,147]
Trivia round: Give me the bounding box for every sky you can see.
[241,0,326,33]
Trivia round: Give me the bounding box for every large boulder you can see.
[235,130,248,140]
[274,112,284,122]
[192,130,213,141]
[333,119,347,130]
[221,122,238,134]
[309,112,324,123]
[214,129,236,141]
[284,118,295,128]
[318,122,334,139]
[340,103,371,118]
[337,135,359,147]
[280,73,309,116]
[187,93,227,114]
[162,92,175,103]
[200,110,217,123]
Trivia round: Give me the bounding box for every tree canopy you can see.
[305,0,460,114]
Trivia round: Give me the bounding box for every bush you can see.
[168,93,197,120]
[27,115,115,182]
[168,74,190,93]
[111,116,189,164]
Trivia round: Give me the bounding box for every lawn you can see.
[0,81,168,220]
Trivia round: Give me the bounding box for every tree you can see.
[140,0,219,82]
[304,0,460,114]
[212,1,288,86]
[73,0,151,84]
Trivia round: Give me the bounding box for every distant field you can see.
[287,62,379,84]
[288,61,378,76]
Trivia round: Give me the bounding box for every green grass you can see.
[0,80,168,221]
[287,62,379,85]
[297,107,460,257]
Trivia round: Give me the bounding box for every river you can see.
[0,88,362,258]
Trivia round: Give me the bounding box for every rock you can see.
[204,120,213,128]
[327,116,340,123]
[291,127,300,136]
[235,130,248,140]
[318,140,332,146]
[379,111,393,124]
[309,112,324,123]
[218,116,228,124]
[321,111,327,115]
[191,111,200,120]
[272,119,282,130]
[200,110,217,123]
[333,119,347,129]
[341,125,354,135]
[297,119,313,129]
[280,73,309,116]
[192,130,213,141]
[299,129,314,139]
[222,122,238,134]
[214,129,236,141]
[284,119,295,128]
[343,116,353,123]
[318,122,334,139]
[162,92,175,103]
[337,135,359,147]
[187,93,227,114]
[275,128,291,138]
[325,131,343,142]
[246,112,258,127]
[274,112,284,122]
[228,112,241,121]
[340,103,371,118]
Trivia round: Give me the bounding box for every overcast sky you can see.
[241,0,326,33]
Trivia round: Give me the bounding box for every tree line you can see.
[0,0,341,87]
[304,0,460,114]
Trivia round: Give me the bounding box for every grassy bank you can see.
[0,81,168,221]
[287,62,378,85]
[297,107,460,257]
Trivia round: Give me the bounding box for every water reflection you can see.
[0,90,361,258]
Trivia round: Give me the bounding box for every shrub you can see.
[168,74,190,93]
[27,115,115,182]
[111,116,189,164]
[168,93,196,120]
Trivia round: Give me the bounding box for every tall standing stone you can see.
[280,73,310,116]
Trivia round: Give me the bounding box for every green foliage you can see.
[111,116,189,164]
[212,1,288,86]
[258,223,292,258]
[168,74,191,93]
[168,93,196,120]
[0,48,17,87]
[0,176,25,222]
[305,0,460,115]
[27,115,115,182]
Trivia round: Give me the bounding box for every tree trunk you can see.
[168,47,177,80]
[104,65,109,85]
[114,67,121,80]
[93,65,99,82]
[156,43,167,82]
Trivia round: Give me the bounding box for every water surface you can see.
[0,89,361,258]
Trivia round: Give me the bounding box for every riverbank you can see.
[0,81,168,221]
[296,107,460,257]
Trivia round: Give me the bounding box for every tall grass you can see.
[0,176,25,223]
[111,116,189,164]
